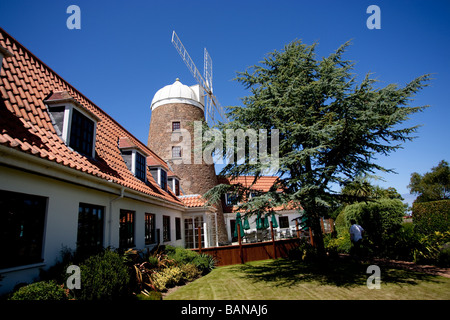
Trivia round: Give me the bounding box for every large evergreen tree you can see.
[205,40,430,252]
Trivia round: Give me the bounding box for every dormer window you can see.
[225,193,239,206]
[148,165,167,191]
[70,108,95,156]
[135,152,147,182]
[168,176,181,196]
[45,91,99,158]
[160,169,167,191]
[118,137,149,183]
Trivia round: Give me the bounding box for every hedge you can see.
[336,198,406,245]
[413,200,450,234]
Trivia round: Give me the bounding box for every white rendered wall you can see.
[0,165,184,295]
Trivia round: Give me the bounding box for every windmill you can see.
[171,30,227,126]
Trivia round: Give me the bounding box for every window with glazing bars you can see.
[172,146,181,158]
[163,215,171,242]
[69,108,94,157]
[160,169,167,191]
[172,121,180,131]
[77,203,104,255]
[145,213,155,245]
[135,151,146,182]
[119,210,135,248]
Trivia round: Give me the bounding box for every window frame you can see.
[172,121,181,131]
[184,216,204,249]
[172,146,182,158]
[279,216,290,229]
[160,169,167,191]
[120,149,147,183]
[163,215,171,242]
[134,151,147,182]
[77,203,104,255]
[47,103,98,158]
[119,209,135,249]
[145,213,156,245]
[69,108,95,157]
[174,178,180,196]
[175,217,182,240]
[0,190,47,269]
[225,192,239,206]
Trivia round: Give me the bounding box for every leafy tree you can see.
[408,160,450,203]
[205,39,430,253]
[340,175,403,204]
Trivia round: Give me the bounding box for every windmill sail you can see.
[171,30,227,125]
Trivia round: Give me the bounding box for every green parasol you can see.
[256,212,263,230]
[243,215,250,230]
[263,213,270,229]
[271,213,278,228]
[234,212,245,238]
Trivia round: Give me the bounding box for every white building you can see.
[0,27,301,295]
[0,28,213,295]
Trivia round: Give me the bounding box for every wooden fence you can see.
[191,237,301,266]
[191,217,334,267]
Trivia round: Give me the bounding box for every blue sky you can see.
[1,0,449,204]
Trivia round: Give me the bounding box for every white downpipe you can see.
[108,187,124,247]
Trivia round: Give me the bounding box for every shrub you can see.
[325,231,351,254]
[193,254,216,275]
[383,222,420,260]
[413,200,450,235]
[78,248,131,300]
[180,263,201,281]
[9,281,68,300]
[438,243,450,267]
[414,231,450,265]
[165,246,216,275]
[166,245,199,265]
[150,266,184,291]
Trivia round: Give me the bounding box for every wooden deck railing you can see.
[191,218,334,266]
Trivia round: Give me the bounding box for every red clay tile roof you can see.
[178,194,207,208]
[218,176,283,193]
[146,154,168,169]
[219,176,301,213]
[0,27,183,206]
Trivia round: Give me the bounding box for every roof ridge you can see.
[0,26,155,160]
[0,27,182,206]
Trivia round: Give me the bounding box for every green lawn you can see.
[165,258,450,300]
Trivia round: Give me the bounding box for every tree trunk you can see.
[311,215,325,255]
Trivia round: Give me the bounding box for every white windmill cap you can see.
[151,78,204,111]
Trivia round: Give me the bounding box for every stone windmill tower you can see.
[147,78,228,245]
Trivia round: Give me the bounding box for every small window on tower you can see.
[172,146,182,158]
[172,121,180,131]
